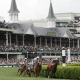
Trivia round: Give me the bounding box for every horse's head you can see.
[38,58,42,65]
[53,59,59,65]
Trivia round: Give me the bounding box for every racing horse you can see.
[18,63,28,76]
[26,58,42,77]
[46,59,59,78]
[33,58,42,77]
[22,58,42,77]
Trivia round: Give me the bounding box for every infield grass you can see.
[0,67,69,80]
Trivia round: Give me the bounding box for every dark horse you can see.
[47,59,59,78]
[18,63,27,76]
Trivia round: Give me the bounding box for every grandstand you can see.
[0,0,80,66]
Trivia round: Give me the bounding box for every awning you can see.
[56,22,68,24]
[69,29,77,32]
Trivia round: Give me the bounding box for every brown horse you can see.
[47,59,59,78]
[33,58,42,77]
[18,63,27,76]
[26,59,42,77]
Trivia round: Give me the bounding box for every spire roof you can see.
[47,0,56,19]
[8,0,20,13]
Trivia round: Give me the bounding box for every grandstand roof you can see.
[56,27,77,38]
[7,22,77,39]
[34,27,58,36]
[8,22,33,34]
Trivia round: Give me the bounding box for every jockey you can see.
[27,56,39,69]
[24,58,28,65]
[52,58,58,65]
[33,56,39,64]
[33,56,39,67]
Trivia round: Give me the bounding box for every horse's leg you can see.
[51,71,55,78]
[53,73,56,78]
[23,70,27,76]
[47,69,49,78]
[26,69,29,76]
[34,70,36,77]
[17,68,20,75]
[19,70,24,76]
[33,70,35,77]
[46,67,49,78]
[17,68,21,74]
[28,70,31,77]
[18,68,20,72]
[37,69,40,76]
[19,71,22,76]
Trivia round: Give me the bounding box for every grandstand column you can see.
[67,48,71,62]
[45,38,47,46]
[16,35,18,45]
[7,53,8,64]
[60,38,61,47]
[69,38,70,48]
[6,32,8,46]
[6,52,8,64]
[34,35,36,47]
[55,38,56,45]
[27,51,29,58]
[50,37,52,47]
[40,37,41,47]
[62,47,66,66]
[9,33,11,46]
[77,39,79,48]
[73,39,74,47]
[23,34,24,46]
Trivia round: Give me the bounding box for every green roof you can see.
[56,22,68,24]
[69,29,77,32]
[74,16,80,18]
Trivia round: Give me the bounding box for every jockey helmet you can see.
[36,56,39,58]
[25,58,27,60]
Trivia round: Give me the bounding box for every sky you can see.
[0,0,80,21]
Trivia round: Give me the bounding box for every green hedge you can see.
[40,64,80,79]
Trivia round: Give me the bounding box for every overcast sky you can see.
[0,0,80,21]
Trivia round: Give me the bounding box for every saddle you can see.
[48,63,52,70]
[47,63,54,70]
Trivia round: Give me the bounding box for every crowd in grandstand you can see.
[0,55,80,66]
[0,40,80,52]
[0,37,80,64]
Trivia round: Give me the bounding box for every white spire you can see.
[8,0,20,23]
[47,0,56,28]
[50,0,51,3]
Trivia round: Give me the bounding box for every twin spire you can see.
[47,0,56,19]
[8,0,55,18]
[8,0,55,22]
[8,0,20,13]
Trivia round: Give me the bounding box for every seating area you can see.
[0,40,80,54]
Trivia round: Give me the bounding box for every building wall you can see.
[55,13,75,20]
[19,13,80,28]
